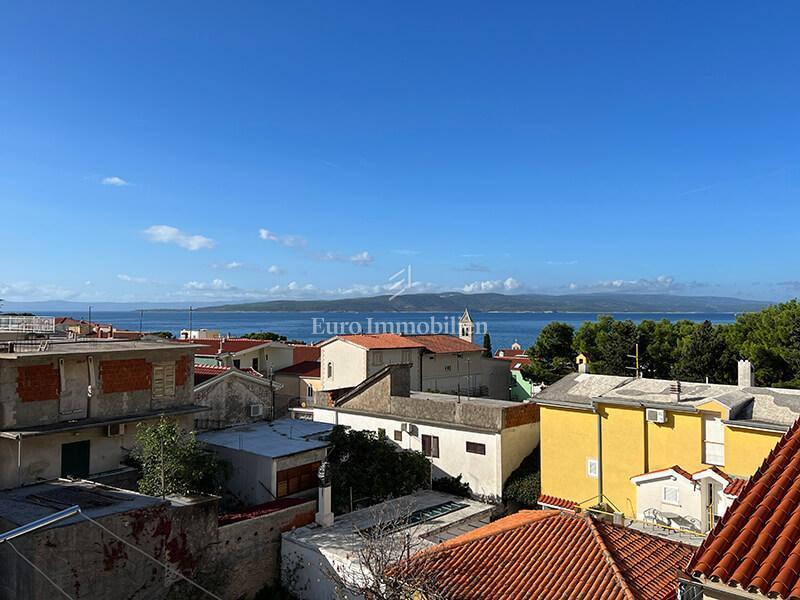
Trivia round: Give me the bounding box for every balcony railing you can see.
[0,315,55,333]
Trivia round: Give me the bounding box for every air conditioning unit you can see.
[401,422,418,436]
[645,408,666,424]
[106,423,125,437]
[250,404,265,418]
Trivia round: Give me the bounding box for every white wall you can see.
[313,408,510,500]
[633,475,702,523]
[205,445,274,506]
[282,537,360,600]
[320,341,367,390]
[365,348,421,390]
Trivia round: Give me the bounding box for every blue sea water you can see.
[62,310,739,351]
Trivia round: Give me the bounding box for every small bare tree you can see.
[326,498,445,600]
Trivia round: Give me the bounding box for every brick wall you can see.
[175,355,191,387]
[17,364,60,402]
[100,358,151,394]
[504,402,539,428]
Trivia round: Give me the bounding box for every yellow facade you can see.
[540,402,783,517]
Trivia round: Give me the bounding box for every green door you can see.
[61,440,90,478]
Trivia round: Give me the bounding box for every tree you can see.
[671,320,733,384]
[243,331,288,341]
[503,448,540,508]
[482,333,492,357]
[131,417,225,496]
[150,331,174,339]
[522,321,575,385]
[327,426,431,514]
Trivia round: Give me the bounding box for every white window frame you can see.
[703,413,725,467]
[662,485,681,506]
[586,458,598,478]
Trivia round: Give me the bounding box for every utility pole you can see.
[188,306,193,334]
[87,305,92,326]
[139,309,143,334]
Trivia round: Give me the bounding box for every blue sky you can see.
[2,2,799,304]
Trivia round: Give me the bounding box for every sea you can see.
[60,311,739,351]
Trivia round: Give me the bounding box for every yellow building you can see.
[535,362,797,527]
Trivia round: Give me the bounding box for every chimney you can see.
[738,359,754,388]
[315,461,334,527]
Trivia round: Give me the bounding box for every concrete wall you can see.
[193,372,274,430]
[0,414,195,489]
[0,493,316,600]
[0,347,194,429]
[219,345,295,375]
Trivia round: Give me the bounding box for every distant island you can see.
[195,292,769,314]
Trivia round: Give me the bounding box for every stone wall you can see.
[193,372,275,429]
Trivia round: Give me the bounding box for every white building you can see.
[281,490,495,600]
[198,418,332,506]
[319,332,509,399]
[310,364,538,501]
[630,465,746,532]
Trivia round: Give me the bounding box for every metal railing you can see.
[0,315,55,333]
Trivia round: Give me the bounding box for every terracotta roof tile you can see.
[193,363,263,384]
[334,334,426,350]
[631,465,694,481]
[275,360,320,377]
[538,494,578,511]
[688,418,800,597]
[409,335,484,354]
[291,344,320,363]
[395,510,693,600]
[175,337,275,355]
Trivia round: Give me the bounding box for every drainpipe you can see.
[16,434,22,488]
[596,410,604,506]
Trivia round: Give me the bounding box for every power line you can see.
[6,541,74,600]
[79,511,222,600]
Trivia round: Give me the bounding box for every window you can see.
[307,385,314,398]
[252,357,259,371]
[466,441,486,455]
[401,350,411,363]
[586,458,598,478]
[327,362,333,378]
[233,359,241,369]
[394,430,403,442]
[276,461,321,497]
[152,363,176,398]
[373,351,384,366]
[703,413,725,466]
[662,485,680,505]
[422,434,440,458]
[444,365,452,372]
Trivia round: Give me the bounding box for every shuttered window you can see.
[276,461,321,497]
[152,363,176,398]
[466,441,486,455]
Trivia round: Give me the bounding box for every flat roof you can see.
[284,490,494,561]
[0,339,200,359]
[0,479,167,529]
[408,390,522,409]
[198,417,332,459]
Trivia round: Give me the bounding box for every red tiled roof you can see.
[509,358,531,371]
[218,497,310,526]
[538,494,578,511]
[495,347,527,358]
[632,465,694,482]
[688,418,800,598]
[291,344,320,363]
[397,510,694,600]
[193,363,263,384]
[410,334,484,354]
[175,337,273,355]
[275,360,320,378]
[335,334,426,350]
[723,478,748,497]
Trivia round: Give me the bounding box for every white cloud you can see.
[463,277,521,293]
[224,261,243,269]
[319,250,374,266]
[102,176,130,187]
[117,274,149,284]
[258,228,307,247]
[566,275,709,293]
[184,279,233,291]
[267,265,283,274]
[143,225,215,251]
[0,281,78,301]
[349,251,373,266]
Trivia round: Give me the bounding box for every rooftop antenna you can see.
[138,309,143,335]
[626,343,641,378]
[188,306,193,334]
